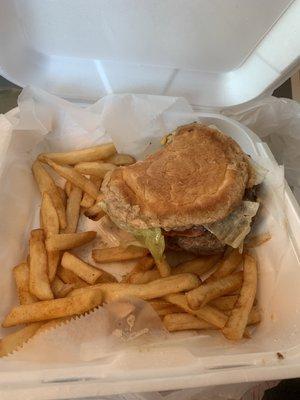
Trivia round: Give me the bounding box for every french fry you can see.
[172,255,221,276]
[84,202,105,218]
[74,161,116,178]
[38,143,116,165]
[43,158,99,199]
[186,271,243,309]
[222,254,258,340]
[13,262,38,305]
[57,186,67,207]
[149,300,182,316]
[207,249,243,282]
[135,256,155,271]
[224,306,261,325]
[164,293,228,329]
[2,289,103,327]
[163,306,261,333]
[87,211,106,221]
[51,276,74,298]
[40,192,60,281]
[46,231,97,251]
[92,245,148,263]
[65,180,72,197]
[29,229,53,300]
[70,273,200,302]
[95,269,118,283]
[64,186,82,233]
[0,322,44,357]
[57,265,88,288]
[128,269,160,284]
[61,252,102,284]
[32,160,67,229]
[81,176,102,208]
[209,295,238,311]
[245,232,271,249]
[106,154,136,166]
[156,256,171,277]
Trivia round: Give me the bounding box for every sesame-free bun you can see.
[102,123,250,230]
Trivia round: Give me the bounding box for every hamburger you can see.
[101,123,263,259]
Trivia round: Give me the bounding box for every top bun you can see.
[102,123,250,230]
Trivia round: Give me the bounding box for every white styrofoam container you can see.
[0,1,300,399]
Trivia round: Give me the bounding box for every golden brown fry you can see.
[135,256,155,271]
[245,232,271,249]
[57,265,88,288]
[32,160,67,229]
[186,271,243,309]
[64,186,82,233]
[38,143,116,165]
[172,255,221,276]
[84,202,105,218]
[164,313,213,331]
[2,289,103,327]
[29,229,53,301]
[13,262,38,305]
[164,293,228,329]
[0,322,44,357]
[92,245,148,263]
[43,158,99,199]
[222,254,258,340]
[128,269,160,284]
[46,231,97,252]
[156,256,171,277]
[207,249,243,282]
[209,295,238,311]
[48,251,60,283]
[95,269,118,283]
[106,154,136,166]
[70,273,200,302]
[57,186,67,207]
[51,276,74,298]
[80,176,102,208]
[65,180,72,197]
[40,192,59,237]
[74,161,116,178]
[61,252,102,284]
[149,300,182,316]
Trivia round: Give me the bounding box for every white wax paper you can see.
[0,88,299,400]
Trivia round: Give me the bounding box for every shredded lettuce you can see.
[99,201,165,260]
[204,201,259,248]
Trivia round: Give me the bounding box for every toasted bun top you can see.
[102,123,250,230]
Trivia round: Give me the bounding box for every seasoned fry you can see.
[43,158,99,199]
[81,176,102,208]
[64,186,82,233]
[106,154,136,166]
[245,232,271,249]
[92,245,148,263]
[74,161,116,178]
[29,229,53,301]
[172,255,221,276]
[57,265,88,288]
[57,186,67,207]
[156,256,171,277]
[186,271,243,309]
[222,254,258,340]
[32,160,67,229]
[0,322,44,357]
[207,249,242,282]
[51,276,74,298]
[13,262,38,305]
[164,306,261,332]
[164,293,228,329]
[128,269,160,284]
[2,289,103,327]
[65,180,72,197]
[38,143,116,165]
[46,231,97,251]
[70,273,200,302]
[40,192,59,236]
[209,295,238,311]
[61,252,102,284]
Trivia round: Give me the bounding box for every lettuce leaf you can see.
[204,201,259,248]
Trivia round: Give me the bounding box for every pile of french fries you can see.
[0,143,265,358]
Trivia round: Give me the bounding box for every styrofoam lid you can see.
[0,0,299,107]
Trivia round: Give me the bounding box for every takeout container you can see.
[0,1,300,399]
